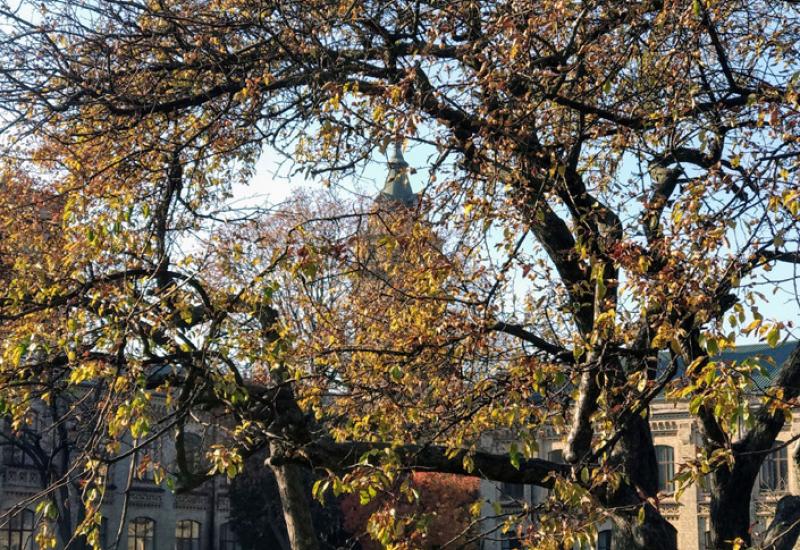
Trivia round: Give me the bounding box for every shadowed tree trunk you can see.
[269,443,320,550]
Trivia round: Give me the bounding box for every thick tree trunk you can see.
[610,506,677,550]
[608,414,677,550]
[709,478,754,549]
[269,442,320,550]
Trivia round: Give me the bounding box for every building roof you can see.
[657,340,798,392]
[716,341,797,388]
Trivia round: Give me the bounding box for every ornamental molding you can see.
[650,420,679,434]
[129,492,163,508]
[175,494,208,511]
[2,467,41,489]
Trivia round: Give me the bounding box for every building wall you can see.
[0,399,236,549]
[480,400,800,550]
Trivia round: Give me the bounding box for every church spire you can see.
[379,142,416,206]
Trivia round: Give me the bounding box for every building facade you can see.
[0,398,240,550]
[480,343,800,550]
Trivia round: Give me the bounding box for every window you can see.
[543,449,565,498]
[500,534,522,550]
[175,520,200,550]
[127,517,155,550]
[3,414,38,467]
[1,509,35,550]
[133,440,162,482]
[499,482,525,500]
[655,445,674,493]
[548,449,564,464]
[5,444,34,467]
[182,433,205,474]
[760,442,788,492]
[597,529,612,550]
[219,523,241,550]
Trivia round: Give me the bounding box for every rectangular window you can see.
[655,445,674,493]
[499,482,525,500]
[760,443,788,492]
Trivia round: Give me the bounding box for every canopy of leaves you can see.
[0,0,799,548]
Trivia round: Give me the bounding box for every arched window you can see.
[760,442,788,492]
[219,523,241,550]
[655,445,674,493]
[128,517,155,550]
[597,529,612,550]
[175,520,201,550]
[3,413,38,467]
[1,509,35,550]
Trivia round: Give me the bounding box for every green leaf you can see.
[767,326,780,348]
[509,442,520,470]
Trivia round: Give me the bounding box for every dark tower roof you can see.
[378,142,416,206]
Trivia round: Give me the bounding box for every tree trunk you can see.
[610,506,677,550]
[709,466,758,550]
[269,442,320,550]
[606,380,676,550]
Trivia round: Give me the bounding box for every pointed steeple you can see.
[379,142,416,206]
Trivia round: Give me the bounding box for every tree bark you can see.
[610,506,677,550]
[608,414,677,550]
[269,442,320,550]
[709,468,758,550]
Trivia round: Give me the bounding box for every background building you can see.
[0,395,240,550]
[480,342,799,550]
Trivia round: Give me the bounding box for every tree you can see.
[0,1,800,549]
[228,450,353,550]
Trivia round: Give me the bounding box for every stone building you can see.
[480,342,800,550]
[0,394,240,550]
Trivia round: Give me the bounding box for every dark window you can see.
[3,414,38,467]
[127,517,155,550]
[133,440,161,482]
[548,449,564,464]
[499,482,525,500]
[760,442,788,492]
[175,520,200,550]
[5,445,34,467]
[597,529,612,550]
[182,433,205,474]
[501,535,522,550]
[544,449,565,497]
[1,509,35,550]
[655,445,674,493]
[219,523,241,550]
